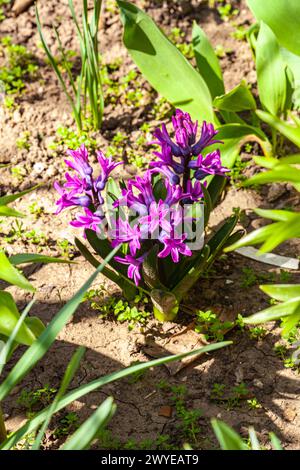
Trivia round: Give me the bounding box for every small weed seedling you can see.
[17,385,57,415]
[195,309,233,341]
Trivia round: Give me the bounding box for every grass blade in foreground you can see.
[0,246,120,402]
[61,397,116,450]
[32,346,86,450]
[1,341,231,449]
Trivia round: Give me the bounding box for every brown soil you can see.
[1,0,300,450]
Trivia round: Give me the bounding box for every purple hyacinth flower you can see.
[128,171,155,207]
[54,181,91,214]
[114,188,148,216]
[158,233,192,263]
[139,200,172,236]
[164,180,187,206]
[63,172,88,195]
[110,219,141,256]
[185,180,205,202]
[64,144,93,181]
[114,254,145,286]
[95,151,123,191]
[191,121,222,155]
[149,165,180,185]
[191,150,230,180]
[70,208,104,234]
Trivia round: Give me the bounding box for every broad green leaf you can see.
[0,251,34,292]
[256,22,287,116]
[256,110,300,147]
[254,208,296,222]
[0,246,120,402]
[0,299,35,374]
[0,292,37,346]
[260,214,300,252]
[244,166,300,187]
[247,0,300,56]
[1,341,231,449]
[281,47,300,109]
[142,246,166,290]
[117,1,215,122]
[281,312,300,337]
[61,397,116,450]
[9,253,74,265]
[192,22,224,99]
[211,419,248,450]
[224,222,279,252]
[213,81,256,112]
[0,185,40,206]
[253,156,279,169]
[0,206,24,218]
[270,433,283,451]
[172,245,210,302]
[260,284,300,302]
[212,123,271,169]
[243,297,300,324]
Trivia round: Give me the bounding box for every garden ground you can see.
[1,0,300,449]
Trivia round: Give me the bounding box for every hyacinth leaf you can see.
[242,297,300,325]
[0,251,35,292]
[256,110,300,147]
[202,183,213,227]
[270,433,283,451]
[0,185,40,206]
[172,245,210,302]
[0,246,119,402]
[213,81,256,112]
[211,419,248,450]
[1,341,231,449]
[61,397,116,450]
[253,156,279,169]
[249,428,261,451]
[151,289,179,322]
[259,214,300,253]
[0,292,42,346]
[222,229,245,250]
[247,0,300,56]
[207,175,227,208]
[142,246,166,290]
[260,284,300,302]
[256,22,287,116]
[206,214,238,261]
[0,206,24,218]
[117,1,215,123]
[9,253,75,265]
[75,236,139,300]
[192,22,224,99]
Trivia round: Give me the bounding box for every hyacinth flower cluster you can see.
[54,109,238,321]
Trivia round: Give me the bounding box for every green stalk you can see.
[0,405,7,444]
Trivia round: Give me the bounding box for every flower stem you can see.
[0,404,7,444]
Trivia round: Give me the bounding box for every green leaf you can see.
[280,47,300,109]
[207,214,238,262]
[249,428,261,450]
[142,246,166,290]
[211,419,248,450]
[9,253,75,265]
[243,297,300,324]
[0,292,37,346]
[260,284,300,302]
[117,1,215,122]
[269,433,283,451]
[0,185,40,206]
[0,246,120,402]
[213,81,256,112]
[224,222,281,252]
[256,22,287,116]
[172,245,210,302]
[151,289,179,322]
[1,341,232,449]
[0,251,34,292]
[244,166,300,187]
[256,110,300,147]
[61,397,116,450]
[0,206,24,218]
[192,22,224,99]
[254,208,296,222]
[247,0,300,56]
[32,346,86,450]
